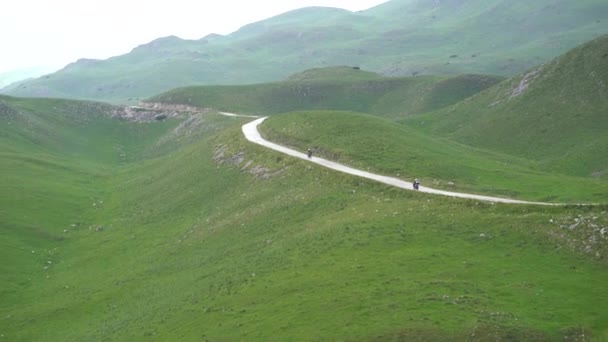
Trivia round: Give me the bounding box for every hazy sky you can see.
[0,0,388,73]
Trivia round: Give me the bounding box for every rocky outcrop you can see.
[547,212,608,262]
[107,103,209,123]
[509,67,543,98]
[138,102,208,113]
[213,144,285,180]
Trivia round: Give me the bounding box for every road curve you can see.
[235,116,561,206]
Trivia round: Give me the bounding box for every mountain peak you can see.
[3,0,607,102]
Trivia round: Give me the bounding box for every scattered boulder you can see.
[229,152,245,165]
[213,145,227,163]
[549,213,608,262]
[240,160,253,171]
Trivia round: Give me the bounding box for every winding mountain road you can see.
[221,112,558,206]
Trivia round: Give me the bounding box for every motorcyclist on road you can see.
[307,148,313,159]
[413,178,420,190]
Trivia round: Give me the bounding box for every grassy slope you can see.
[404,34,608,178]
[3,0,607,102]
[0,95,180,307]
[147,67,502,119]
[364,0,608,72]
[260,111,608,203]
[1,96,608,340]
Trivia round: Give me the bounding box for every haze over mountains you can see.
[0,66,58,89]
[148,33,608,185]
[2,0,608,102]
[2,35,608,339]
[2,0,608,339]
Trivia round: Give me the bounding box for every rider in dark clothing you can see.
[413,178,420,190]
[307,148,313,159]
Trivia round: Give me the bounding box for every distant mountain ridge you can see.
[2,0,608,102]
[0,66,58,88]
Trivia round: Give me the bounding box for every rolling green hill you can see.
[3,0,608,102]
[2,94,608,340]
[1,94,608,340]
[404,34,608,179]
[147,66,502,119]
[259,110,608,203]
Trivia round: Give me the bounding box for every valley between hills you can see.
[1,1,608,340]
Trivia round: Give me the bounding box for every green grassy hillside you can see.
[405,34,608,179]
[147,67,502,119]
[2,96,608,340]
[259,110,608,203]
[3,0,607,102]
[0,95,179,332]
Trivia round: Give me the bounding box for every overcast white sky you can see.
[0,0,388,73]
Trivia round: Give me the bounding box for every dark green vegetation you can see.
[3,0,608,102]
[405,34,608,179]
[2,92,608,340]
[148,67,502,119]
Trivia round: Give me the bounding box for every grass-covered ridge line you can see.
[147,67,502,119]
[405,34,608,179]
[2,97,608,340]
[259,111,608,203]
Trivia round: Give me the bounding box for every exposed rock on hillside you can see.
[213,144,285,180]
[108,103,208,123]
[548,212,608,262]
[509,68,543,98]
[139,102,207,113]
